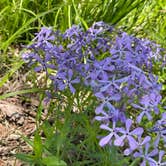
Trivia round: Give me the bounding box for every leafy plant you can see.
[20,21,166,165]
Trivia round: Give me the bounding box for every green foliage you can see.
[0,0,148,51]
[14,87,130,165]
[120,0,166,47]
[42,156,67,166]
[0,59,24,87]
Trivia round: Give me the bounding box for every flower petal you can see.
[142,136,151,145]
[148,149,158,157]
[137,112,145,123]
[128,136,137,150]
[125,119,132,132]
[131,127,144,136]
[95,104,104,114]
[100,124,112,132]
[114,135,126,147]
[124,148,133,156]
[99,133,113,147]
[159,151,165,162]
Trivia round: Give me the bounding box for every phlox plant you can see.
[22,21,166,165]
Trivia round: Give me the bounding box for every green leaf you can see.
[0,88,46,100]
[1,6,61,52]
[42,121,54,139]
[42,156,67,166]
[34,131,43,159]
[0,60,24,88]
[15,153,35,163]
[19,133,33,147]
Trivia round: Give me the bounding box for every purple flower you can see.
[56,69,80,93]
[33,27,55,48]
[95,107,126,123]
[98,75,130,92]
[114,119,144,149]
[22,22,165,161]
[131,103,153,123]
[90,58,115,80]
[149,151,166,166]
[150,113,166,147]
[124,135,151,156]
[133,143,158,166]
[95,111,112,124]
[95,92,117,114]
[99,121,119,147]
[140,92,161,114]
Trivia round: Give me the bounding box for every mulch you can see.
[0,97,46,166]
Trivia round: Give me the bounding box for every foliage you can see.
[0,0,147,52]
[120,0,166,48]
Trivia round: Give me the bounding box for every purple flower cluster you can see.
[22,21,166,164]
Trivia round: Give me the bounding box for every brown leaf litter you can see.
[0,97,47,166]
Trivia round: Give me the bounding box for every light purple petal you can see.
[59,83,66,91]
[137,111,145,123]
[34,66,43,72]
[116,127,126,134]
[110,94,121,101]
[99,133,113,147]
[114,135,126,147]
[131,127,144,136]
[131,103,144,110]
[145,143,150,155]
[148,161,156,166]
[95,92,105,99]
[159,151,165,162]
[128,136,138,150]
[125,119,132,132]
[95,116,107,121]
[124,148,132,156]
[154,134,160,147]
[161,113,166,121]
[140,160,146,166]
[90,72,97,80]
[95,104,104,114]
[148,149,158,157]
[142,136,151,145]
[71,78,80,84]
[100,124,112,132]
[68,69,73,80]
[145,111,152,121]
[133,152,141,158]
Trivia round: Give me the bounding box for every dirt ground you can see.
[0,96,39,166]
[0,68,47,165]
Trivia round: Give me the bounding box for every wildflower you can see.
[54,69,80,93]
[114,119,144,150]
[124,135,151,156]
[99,121,119,147]
[133,143,158,166]
[149,151,166,166]
[131,103,153,123]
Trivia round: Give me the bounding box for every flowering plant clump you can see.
[22,21,166,165]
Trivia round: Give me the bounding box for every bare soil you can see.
[0,73,47,165]
[0,96,38,166]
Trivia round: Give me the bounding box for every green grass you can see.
[120,0,166,47]
[0,0,149,51]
